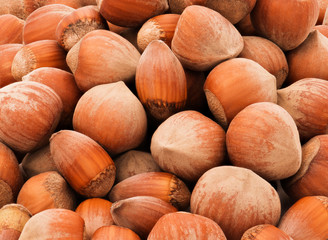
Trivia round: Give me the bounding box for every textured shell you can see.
[136,40,187,122]
[251,0,319,51]
[148,211,227,240]
[285,30,328,84]
[0,81,63,153]
[98,0,169,28]
[16,171,76,215]
[191,166,281,240]
[50,130,116,197]
[204,58,277,129]
[226,102,302,181]
[241,224,293,240]
[19,209,85,240]
[277,78,328,141]
[73,81,147,155]
[171,5,244,71]
[238,36,288,88]
[92,225,141,240]
[23,4,74,44]
[66,30,140,92]
[150,110,226,182]
[278,196,328,239]
[0,14,24,44]
[0,44,22,88]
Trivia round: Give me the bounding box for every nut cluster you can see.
[0,0,328,239]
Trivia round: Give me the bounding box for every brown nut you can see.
[148,211,227,240]
[98,0,169,28]
[278,196,328,240]
[0,44,22,88]
[251,0,319,51]
[76,198,114,239]
[66,30,140,92]
[0,204,31,240]
[73,81,147,156]
[11,39,70,81]
[92,225,141,240]
[171,5,244,71]
[137,14,180,52]
[19,208,86,239]
[150,110,226,182]
[238,36,288,89]
[135,40,187,122]
[285,30,328,85]
[56,5,108,51]
[277,78,328,141]
[22,67,82,128]
[0,143,24,208]
[114,150,161,183]
[0,14,24,44]
[281,134,328,200]
[50,130,116,198]
[191,166,281,240]
[0,81,63,153]
[20,144,57,179]
[204,58,277,129]
[23,4,74,44]
[16,171,76,215]
[241,224,293,240]
[226,102,302,181]
[108,172,191,210]
[111,196,177,239]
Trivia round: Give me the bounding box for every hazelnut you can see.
[0,14,24,44]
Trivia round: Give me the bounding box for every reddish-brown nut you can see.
[75,198,114,239]
[226,102,301,181]
[317,0,328,24]
[0,14,24,44]
[0,204,31,240]
[277,78,328,141]
[278,196,328,239]
[137,14,180,52]
[238,36,288,88]
[111,196,177,239]
[66,30,140,92]
[135,40,187,122]
[56,5,108,51]
[148,211,227,240]
[251,0,319,51]
[191,166,281,240]
[0,44,22,88]
[19,208,86,239]
[20,145,57,179]
[16,171,76,215]
[313,24,328,37]
[169,0,256,24]
[50,130,116,198]
[73,81,147,156]
[11,39,70,81]
[23,4,74,44]
[171,5,244,71]
[0,81,63,153]
[0,143,23,208]
[114,150,161,183]
[151,110,226,182]
[204,58,277,129]
[241,224,293,240]
[281,135,328,200]
[92,225,141,240]
[108,172,191,210]
[285,30,328,85]
[97,0,169,28]
[22,67,82,128]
